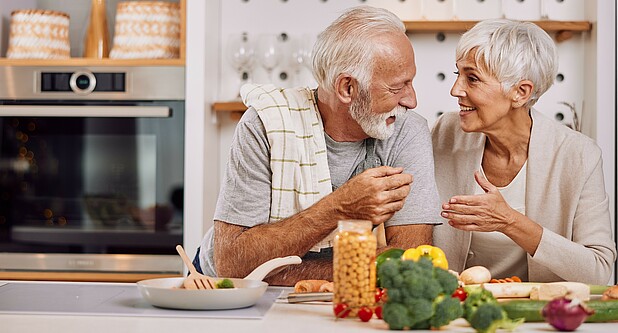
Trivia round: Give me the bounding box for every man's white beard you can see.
[349,88,407,140]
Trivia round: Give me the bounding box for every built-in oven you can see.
[0,66,184,276]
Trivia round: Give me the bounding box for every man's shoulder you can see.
[398,110,429,130]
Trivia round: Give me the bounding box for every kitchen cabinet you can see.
[0,0,186,66]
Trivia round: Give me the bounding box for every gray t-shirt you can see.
[198,106,441,276]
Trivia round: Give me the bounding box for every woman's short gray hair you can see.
[312,6,405,93]
[456,19,558,107]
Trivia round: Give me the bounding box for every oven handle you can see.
[0,105,170,117]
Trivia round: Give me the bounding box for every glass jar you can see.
[333,220,377,317]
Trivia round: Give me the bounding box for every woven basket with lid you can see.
[110,1,180,59]
[6,9,70,59]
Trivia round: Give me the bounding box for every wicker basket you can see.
[109,1,180,59]
[6,9,70,59]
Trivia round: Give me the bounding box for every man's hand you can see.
[333,166,413,225]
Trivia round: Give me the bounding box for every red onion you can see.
[541,297,595,331]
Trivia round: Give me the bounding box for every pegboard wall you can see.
[218,0,590,131]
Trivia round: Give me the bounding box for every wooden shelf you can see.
[0,0,186,67]
[403,20,591,33]
[213,20,592,117]
[0,58,185,67]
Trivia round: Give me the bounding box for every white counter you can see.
[2,281,617,333]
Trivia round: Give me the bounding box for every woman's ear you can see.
[512,80,534,107]
[334,74,356,104]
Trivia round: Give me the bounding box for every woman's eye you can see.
[453,71,460,75]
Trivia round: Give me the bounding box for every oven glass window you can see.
[0,101,184,255]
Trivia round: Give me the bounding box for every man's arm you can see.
[385,224,432,250]
[214,166,413,285]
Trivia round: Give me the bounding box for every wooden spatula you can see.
[176,244,215,290]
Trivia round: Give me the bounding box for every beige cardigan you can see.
[432,110,616,284]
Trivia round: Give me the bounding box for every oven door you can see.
[0,100,184,273]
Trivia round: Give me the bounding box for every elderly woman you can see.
[432,19,616,284]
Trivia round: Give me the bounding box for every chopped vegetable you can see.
[542,297,594,331]
[378,256,462,330]
[215,278,235,289]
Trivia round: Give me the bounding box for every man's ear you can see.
[335,74,356,104]
[512,79,534,107]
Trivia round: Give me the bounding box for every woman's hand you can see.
[440,170,518,233]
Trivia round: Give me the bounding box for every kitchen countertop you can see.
[2,281,617,333]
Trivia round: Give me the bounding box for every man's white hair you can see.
[456,19,558,107]
[311,6,406,93]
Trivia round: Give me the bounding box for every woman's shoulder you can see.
[531,109,601,158]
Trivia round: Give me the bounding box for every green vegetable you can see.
[376,248,404,287]
[215,278,235,289]
[378,257,462,330]
[501,299,618,323]
[464,288,524,333]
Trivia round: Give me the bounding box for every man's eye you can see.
[453,71,460,75]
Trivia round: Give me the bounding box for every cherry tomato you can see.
[333,303,350,318]
[374,305,383,320]
[358,306,373,322]
[452,287,467,301]
[375,288,386,303]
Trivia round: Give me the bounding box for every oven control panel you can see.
[41,71,126,94]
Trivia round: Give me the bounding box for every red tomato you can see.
[333,303,350,318]
[358,306,373,322]
[375,288,386,303]
[452,287,467,301]
[374,305,383,320]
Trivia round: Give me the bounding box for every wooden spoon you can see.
[175,244,215,290]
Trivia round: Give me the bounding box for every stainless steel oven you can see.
[0,66,184,275]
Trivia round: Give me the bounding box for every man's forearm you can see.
[215,196,345,278]
[263,256,333,286]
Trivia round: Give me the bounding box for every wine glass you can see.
[226,32,256,99]
[299,34,317,88]
[288,37,309,87]
[256,34,282,83]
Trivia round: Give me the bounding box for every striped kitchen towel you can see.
[240,84,335,251]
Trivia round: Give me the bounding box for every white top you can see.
[466,161,528,280]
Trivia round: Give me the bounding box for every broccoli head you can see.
[433,266,459,296]
[431,295,464,329]
[469,302,505,333]
[463,288,495,322]
[382,302,411,330]
[403,298,433,324]
[464,289,524,333]
[378,257,464,330]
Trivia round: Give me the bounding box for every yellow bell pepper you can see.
[401,245,449,270]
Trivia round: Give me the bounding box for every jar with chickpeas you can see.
[333,220,377,318]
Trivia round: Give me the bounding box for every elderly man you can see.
[194,6,442,286]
